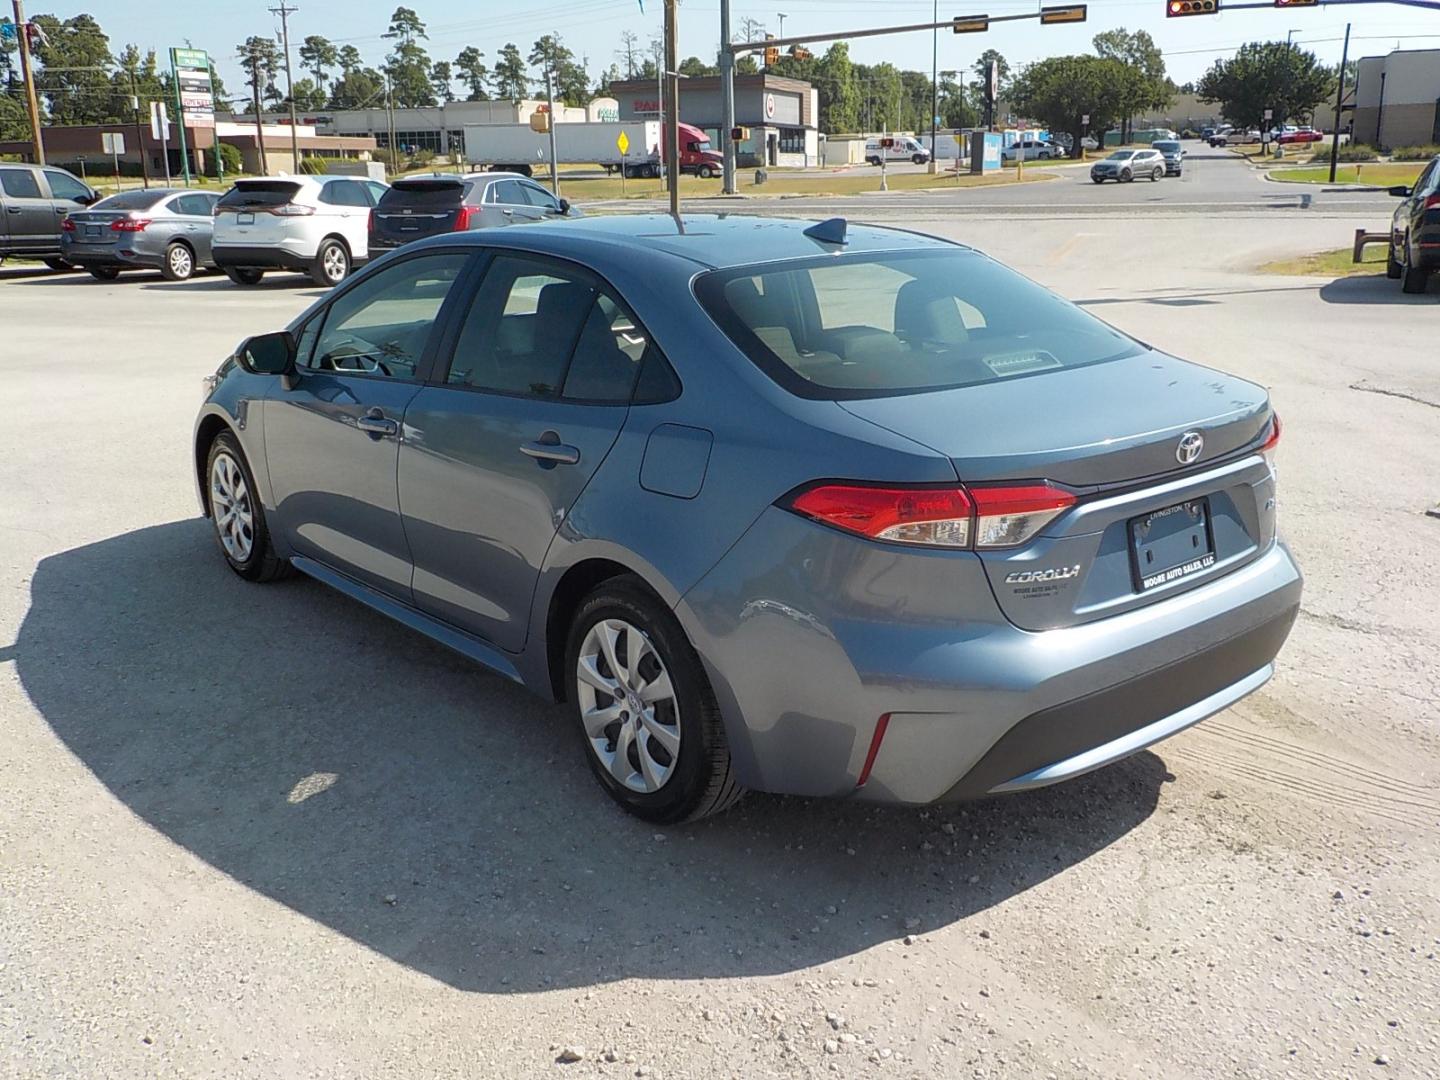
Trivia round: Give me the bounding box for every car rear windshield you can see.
[379,180,466,210]
[694,249,1144,400]
[1153,141,1180,152]
[93,190,168,211]
[216,181,302,209]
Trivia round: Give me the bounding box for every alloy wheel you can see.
[321,243,348,284]
[168,245,193,279]
[575,618,680,794]
[209,452,255,562]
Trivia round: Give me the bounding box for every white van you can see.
[864,137,931,166]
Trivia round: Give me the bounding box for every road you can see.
[589,144,1401,220]
[1,197,1437,1080]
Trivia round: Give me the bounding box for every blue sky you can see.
[29,0,1440,95]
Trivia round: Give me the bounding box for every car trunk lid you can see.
[213,180,304,245]
[372,180,466,245]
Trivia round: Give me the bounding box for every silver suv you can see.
[1090,148,1166,183]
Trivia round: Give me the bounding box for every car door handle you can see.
[6,207,20,214]
[356,414,398,436]
[501,209,513,216]
[520,438,580,465]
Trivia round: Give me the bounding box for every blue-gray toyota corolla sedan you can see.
[193,214,1301,823]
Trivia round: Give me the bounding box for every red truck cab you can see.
[674,123,724,178]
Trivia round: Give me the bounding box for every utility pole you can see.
[270,3,301,173]
[545,61,560,197]
[12,1,45,164]
[385,72,397,175]
[1328,22,1351,184]
[929,0,939,174]
[720,0,735,193]
[127,69,150,189]
[664,0,679,216]
[245,41,269,173]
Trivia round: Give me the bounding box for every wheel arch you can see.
[193,412,234,517]
[541,556,671,703]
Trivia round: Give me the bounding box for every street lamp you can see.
[777,11,787,38]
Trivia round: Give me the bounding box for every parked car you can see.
[0,162,99,268]
[1386,154,1440,294]
[1207,127,1233,147]
[1152,140,1185,176]
[1080,135,1100,151]
[369,172,580,254]
[1276,128,1324,145]
[1001,139,1063,162]
[192,214,1300,823]
[1211,129,1261,147]
[865,136,930,165]
[60,187,219,281]
[212,174,389,287]
[1091,148,1166,183]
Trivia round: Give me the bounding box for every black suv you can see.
[1387,155,1439,294]
[0,163,100,268]
[369,171,576,253]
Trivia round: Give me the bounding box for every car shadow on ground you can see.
[1319,273,1439,304]
[17,520,1168,993]
[139,273,324,294]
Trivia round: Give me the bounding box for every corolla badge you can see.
[1176,430,1205,465]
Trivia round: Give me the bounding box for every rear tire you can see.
[1400,244,1429,294]
[310,238,351,287]
[565,577,743,824]
[87,266,121,281]
[204,431,291,583]
[161,241,196,281]
[224,267,265,286]
[1386,244,1403,280]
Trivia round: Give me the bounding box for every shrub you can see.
[1332,143,1378,162]
[1391,144,1440,162]
[216,142,243,176]
[299,154,327,174]
[410,148,435,168]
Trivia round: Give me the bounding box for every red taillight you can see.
[786,480,1075,549]
[61,218,76,232]
[270,203,314,216]
[454,204,478,230]
[367,208,375,231]
[789,484,975,547]
[969,483,1077,548]
[1261,413,1282,471]
[855,714,891,788]
[1423,194,1440,211]
[110,217,150,232]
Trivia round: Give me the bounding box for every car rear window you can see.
[217,181,302,209]
[1153,141,1180,152]
[694,249,1143,400]
[379,180,466,210]
[93,190,168,210]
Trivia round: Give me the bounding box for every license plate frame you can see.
[84,224,101,238]
[1130,498,1215,592]
[237,212,255,225]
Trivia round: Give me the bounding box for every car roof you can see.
[408,213,962,271]
[393,171,528,185]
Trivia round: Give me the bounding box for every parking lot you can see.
[3,196,1439,1079]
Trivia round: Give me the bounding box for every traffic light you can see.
[1039,4,1087,24]
[730,126,750,141]
[763,34,779,67]
[952,15,989,33]
[1167,0,1219,14]
[789,45,812,61]
[1274,0,1317,6]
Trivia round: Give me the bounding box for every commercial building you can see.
[1353,47,1440,150]
[606,74,819,167]
[0,121,376,178]
[224,98,616,158]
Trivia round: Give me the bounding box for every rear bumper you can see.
[212,245,314,271]
[677,507,1302,804]
[59,242,163,270]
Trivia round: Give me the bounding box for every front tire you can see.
[205,431,290,583]
[1151,166,1163,181]
[1121,169,1133,183]
[697,163,715,179]
[87,266,121,281]
[1092,176,1105,184]
[566,578,743,823]
[310,239,350,287]
[224,267,265,286]
[161,241,195,281]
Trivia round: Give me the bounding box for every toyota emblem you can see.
[1175,431,1204,465]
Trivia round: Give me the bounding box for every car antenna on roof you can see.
[803,217,847,246]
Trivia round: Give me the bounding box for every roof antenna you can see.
[803,217,848,246]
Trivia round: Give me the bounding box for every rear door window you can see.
[319,180,368,207]
[173,193,215,216]
[0,169,43,199]
[489,179,527,205]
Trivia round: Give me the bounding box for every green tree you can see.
[382,5,434,106]
[1196,41,1332,131]
[1012,55,1127,157]
[455,46,489,100]
[429,61,454,102]
[0,93,29,141]
[528,34,590,106]
[969,49,1011,103]
[236,35,282,113]
[32,14,115,125]
[492,43,528,101]
[1093,28,1171,141]
[677,56,715,78]
[813,42,860,134]
[329,65,384,109]
[383,6,426,47]
[337,44,363,73]
[109,45,165,125]
[299,35,338,96]
[285,77,328,111]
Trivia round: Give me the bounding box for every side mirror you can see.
[236,331,296,376]
[76,190,100,206]
[1388,185,1412,198]
[557,198,570,214]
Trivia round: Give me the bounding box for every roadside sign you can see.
[101,132,126,155]
[616,129,630,155]
[149,101,170,141]
[1039,4,1087,24]
[170,47,215,128]
[952,15,989,33]
[1263,108,1273,120]
[1082,113,1090,125]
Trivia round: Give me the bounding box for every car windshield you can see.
[694,249,1144,400]
[217,181,302,208]
[1107,151,1135,160]
[1153,141,1180,152]
[92,190,168,210]
[380,180,465,209]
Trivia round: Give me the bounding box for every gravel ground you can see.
[1,213,1437,1080]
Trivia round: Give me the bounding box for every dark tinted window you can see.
[307,253,467,378]
[561,295,644,402]
[217,181,301,208]
[44,169,91,201]
[319,180,368,207]
[380,180,465,210]
[365,181,389,205]
[489,179,527,205]
[94,189,170,211]
[0,169,42,198]
[519,182,560,210]
[172,193,216,216]
[695,249,1142,400]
